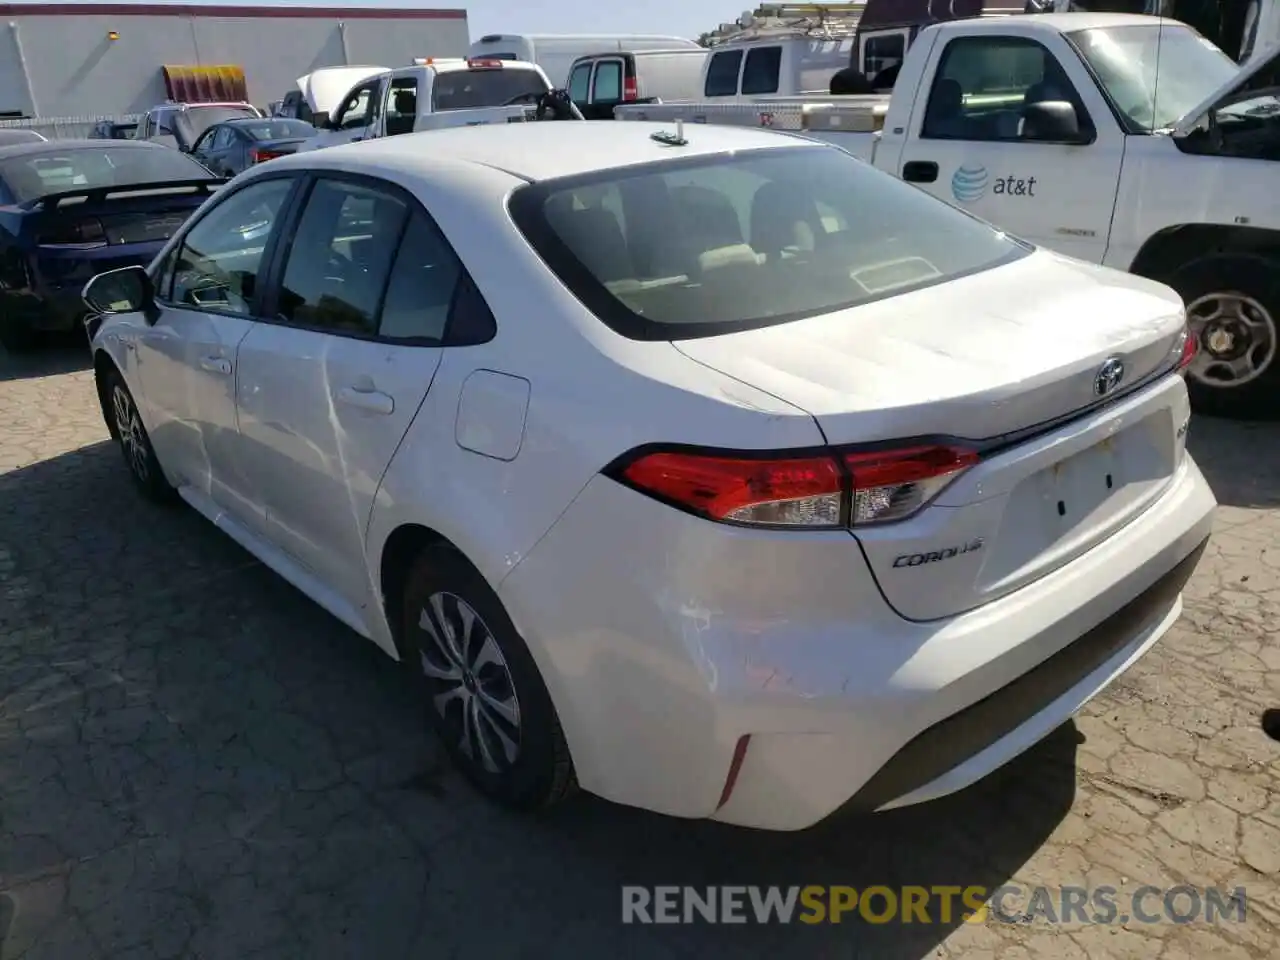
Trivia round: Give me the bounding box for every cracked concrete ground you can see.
[0,342,1277,960]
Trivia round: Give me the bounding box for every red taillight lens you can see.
[1177,326,1197,371]
[623,76,638,101]
[250,147,285,164]
[613,443,979,529]
[620,450,844,527]
[844,445,978,525]
[38,217,107,249]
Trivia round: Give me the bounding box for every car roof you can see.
[284,121,809,183]
[0,138,167,159]
[954,11,1169,33]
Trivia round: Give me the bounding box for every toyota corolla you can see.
[82,123,1215,831]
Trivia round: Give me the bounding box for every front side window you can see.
[276,178,407,335]
[1067,24,1239,132]
[509,145,1028,341]
[741,47,782,96]
[863,32,906,79]
[921,36,1089,141]
[168,176,294,313]
[335,82,376,130]
[704,50,743,96]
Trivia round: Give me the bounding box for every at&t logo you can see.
[951,164,989,203]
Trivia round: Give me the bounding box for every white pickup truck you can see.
[618,11,1280,419]
[297,57,567,153]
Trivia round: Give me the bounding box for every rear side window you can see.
[593,61,623,101]
[431,67,549,110]
[508,146,1028,341]
[741,47,782,95]
[704,50,743,96]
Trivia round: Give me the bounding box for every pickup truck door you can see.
[889,31,1124,263]
[332,76,387,145]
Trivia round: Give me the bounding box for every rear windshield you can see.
[0,146,215,202]
[508,145,1028,340]
[431,67,550,110]
[236,119,315,140]
[182,105,259,138]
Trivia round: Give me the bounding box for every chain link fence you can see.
[0,114,143,140]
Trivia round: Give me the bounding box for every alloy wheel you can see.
[1185,291,1278,390]
[111,385,150,482]
[417,591,522,774]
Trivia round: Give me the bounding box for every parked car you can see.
[82,123,1214,831]
[0,129,47,145]
[189,117,315,177]
[137,101,262,153]
[567,49,709,119]
[0,139,220,351]
[88,120,137,140]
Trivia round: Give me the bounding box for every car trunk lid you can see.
[674,251,1192,620]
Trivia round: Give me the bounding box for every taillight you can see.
[624,76,638,101]
[38,218,107,249]
[611,443,978,529]
[1176,325,1197,371]
[843,445,979,525]
[250,147,286,164]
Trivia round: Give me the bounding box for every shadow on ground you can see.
[0,337,91,385]
[1188,414,1280,509]
[0,441,1079,959]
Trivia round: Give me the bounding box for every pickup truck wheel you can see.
[1167,255,1280,421]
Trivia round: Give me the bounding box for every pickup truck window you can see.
[385,78,418,136]
[1067,24,1238,132]
[741,47,782,96]
[922,36,1090,142]
[569,63,591,102]
[336,81,379,131]
[705,50,744,97]
[431,68,549,111]
[508,145,1028,341]
[593,61,623,101]
[863,32,906,78]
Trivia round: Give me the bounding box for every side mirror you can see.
[82,265,155,318]
[1022,100,1092,144]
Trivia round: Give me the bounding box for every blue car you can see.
[0,138,221,351]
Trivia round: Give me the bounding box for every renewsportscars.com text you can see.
[621,885,1248,925]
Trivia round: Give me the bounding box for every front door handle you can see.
[199,356,233,376]
[901,160,939,183]
[336,385,394,415]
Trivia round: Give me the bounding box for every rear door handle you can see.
[901,160,939,183]
[336,386,394,415]
[199,356,232,375]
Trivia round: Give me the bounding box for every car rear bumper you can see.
[4,244,164,333]
[498,451,1215,831]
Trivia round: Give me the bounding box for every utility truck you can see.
[618,12,1280,419]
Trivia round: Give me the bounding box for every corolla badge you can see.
[951,164,988,203]
[1094,357,1126,396]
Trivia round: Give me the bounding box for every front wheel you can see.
[400,544,576,811]
[1166,254,1280,421]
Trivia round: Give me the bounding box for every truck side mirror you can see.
[1022,101,1093,145]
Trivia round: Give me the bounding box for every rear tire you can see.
[1164,254,1280,421]
[102,368,177,503]
[400,544,576,811]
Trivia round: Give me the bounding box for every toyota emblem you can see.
[1093,357,1125,396]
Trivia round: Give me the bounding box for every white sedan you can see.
[82,122,1216,831]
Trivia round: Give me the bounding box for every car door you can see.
[333,77,385,144]
[893,33,1124,262]
[207,126,238,174]
[133,175,299,530]
[233,173,456,608]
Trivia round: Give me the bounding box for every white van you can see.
[567,48,709,118]
[468,34,701,87]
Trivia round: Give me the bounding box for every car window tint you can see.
[568,62,591,102]
[593,61,623,101]
[704,50,743,96]
[378,211,461,342]
[170,177,293,314]
[741,47,782,95]
[276,178,407,336]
